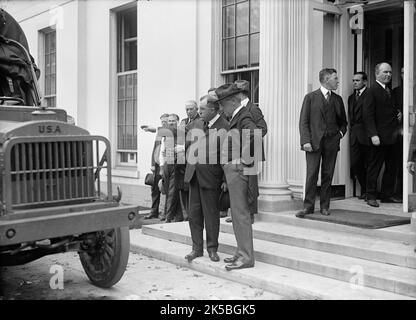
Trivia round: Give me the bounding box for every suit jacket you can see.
[184,115,230,189]
[299,89,347,151]
[223,107,258,164]
[348,88,369,146]
[362,82,399,146]
[246,100,267,161]
[245,101,267,137]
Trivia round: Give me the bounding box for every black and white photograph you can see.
[0,0,415,306]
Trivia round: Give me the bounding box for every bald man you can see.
[363,62,401,207]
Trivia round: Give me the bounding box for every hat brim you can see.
[216,89,245,102]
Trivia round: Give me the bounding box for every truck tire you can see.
[79,227,130,288]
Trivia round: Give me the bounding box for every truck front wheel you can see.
[79,227,130,288]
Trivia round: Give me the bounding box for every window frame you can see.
[220,0,260,104]
[39,27,57,108]
[114,6,138,168]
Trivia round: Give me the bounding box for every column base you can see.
[287,179,304,200]
[258,183,302,212]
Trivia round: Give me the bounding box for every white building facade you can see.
[1,0,415,228]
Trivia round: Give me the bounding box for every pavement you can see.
[0,250,283,300]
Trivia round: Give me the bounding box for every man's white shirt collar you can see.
[231,104,245,122]
[376,80,386,89]
[241,98,249,107]
[320,86,331,97]
[358,86,367,95]
[208,113,220,128]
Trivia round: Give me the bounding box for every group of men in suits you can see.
[144,101,201,222]
[184,81,265,271]
[298,63,403,218]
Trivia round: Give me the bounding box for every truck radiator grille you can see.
[3,137,110,210]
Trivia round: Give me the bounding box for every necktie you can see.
[385,86,391,98]
[203,121,209,132]
[356,90,360,100]
[326,91,331,101]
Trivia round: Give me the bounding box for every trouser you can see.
[179,190,189,220]
[150,164,161,214]
[162,164,182,221]
[366,144,396,200]
[350,141,368,196]
[188,175,221,253]
[223,163,254,265]
[304,134,340,211]
[248,174,259,216]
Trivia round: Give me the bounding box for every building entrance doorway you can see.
[347,1,407,215]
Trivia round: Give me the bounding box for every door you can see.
[307,1,346,192]
[404,0,416,225]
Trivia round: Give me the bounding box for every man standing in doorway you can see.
[297,68,347,218]
[348,72,369,200]
[363,62,401,207]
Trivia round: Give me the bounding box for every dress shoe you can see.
[381,197,402,204]
[224,255,239,264]
[320,208,330,216]
[225,217,232,223]
[225,260,254,271]
[295,208,314,218]
[220,211,228,218]
[185,251,203,262]
[367,199,379,207]
[159,215,166,221]
[208,251,220,262]
[358,194,366,200]
[144,212,159,220]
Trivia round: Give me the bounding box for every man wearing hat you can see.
[215,83,260,271]
[223,80,267,225]
[183,95,229,263]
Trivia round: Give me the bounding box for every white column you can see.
[404,0,416,229]
[258,0,307,212]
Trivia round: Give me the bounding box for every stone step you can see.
[141,223,416,298]
[219,219,416,269]
[258,211,416,244]
[130,230,413,300]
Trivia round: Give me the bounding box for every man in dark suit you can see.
[215,83,260,271]
[363,62,401,207]
[348,72,369,200]
[223,80,267,225]
[144,113,169,219]
[184,95,229,263]
[297,68,347,217]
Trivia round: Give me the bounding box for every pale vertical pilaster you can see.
[258,0,307,212]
